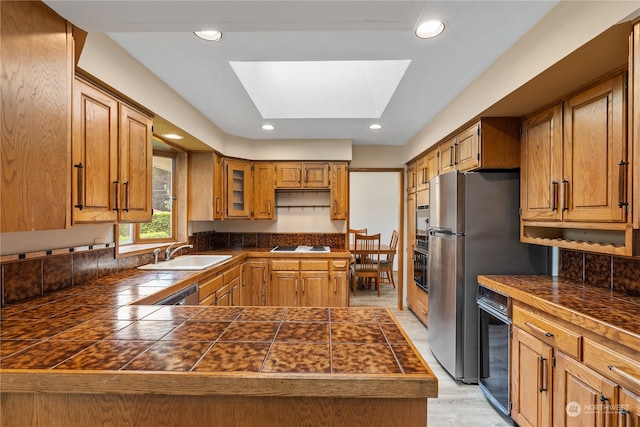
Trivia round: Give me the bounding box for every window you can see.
[119,151,176,245]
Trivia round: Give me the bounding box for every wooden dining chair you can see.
[347,228,367,282]
[378,230,398,288]
[352,233,381,296]
[347,228,368,253]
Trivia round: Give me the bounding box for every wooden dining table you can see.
[349,243,395,255]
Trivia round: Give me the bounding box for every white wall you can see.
[349,171,399,270]
[190,191,346,234]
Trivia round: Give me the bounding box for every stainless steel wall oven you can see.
[413,244,428,293]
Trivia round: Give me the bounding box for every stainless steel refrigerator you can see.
[427,170,547,384]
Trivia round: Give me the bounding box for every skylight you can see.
[230,60,411,119]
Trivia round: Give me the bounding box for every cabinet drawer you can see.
[416,287,428,307]
[414,296,428,326]
[223,264,240,283]
[301,260,328,271]
[199,274,223,300]
[331,259,349,271]
[271,260,299,271]
[583,339,640,393]
[513,305,582,359]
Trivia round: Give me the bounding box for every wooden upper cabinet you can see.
[521,104,564,222]
[1,1,73,232]
[416,155,428,192]
[330,162,348,220]
[253,162,275,220]
[275,162,329,189]
[72,78,119,223]
[224,159,252,218]
[118,104,153,222]
[632,21,640,230]
[455,123,480,171]
[425,150,439,183]
[437,118,521,176]
[406,161,417,194]
[188,152,223,221]
[275,162,302,188]
[438,138,456,174]
[72,78,153,224]
[521,74,627,224]
[303,163,330,188]
[562,74,627,223]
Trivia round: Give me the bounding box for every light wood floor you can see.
[350,279,514,427]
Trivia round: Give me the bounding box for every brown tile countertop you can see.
[0,250,436,399]
[477,275,640,353]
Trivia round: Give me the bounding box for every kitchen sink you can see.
[138,255,232,270]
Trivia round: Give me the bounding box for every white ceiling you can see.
[44,1,563,146]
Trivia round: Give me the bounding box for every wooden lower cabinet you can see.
[242,259,268,306]
[268,258,348,307]
[618,388,640,427]
[511,303,640,427]
[511,326,553,427]
[329,259,349,307]
[270,260,329,307]
[413,287,428,326]
[198,264,241,306]
[199,272,222,306]
[553,351,617,427]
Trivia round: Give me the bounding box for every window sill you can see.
[118,242,183,257]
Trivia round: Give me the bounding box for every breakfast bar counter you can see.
[0,262,437,427]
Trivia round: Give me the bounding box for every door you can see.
[553,351,617,427]
[330,162,348,220]
[349,170,402,307]
[275,162,302,188]
[224,159,252,218]
[72,78,119,223]
[427,230,462,379]
[118,104,153,222]
[303,163,329,188]
[511,327,553,427]
[439,138,456,174]
[270,271,298,306]
[253,162,275,219]
[243,260,268,306]
[618,388,640,427]
[456,123,480,172]
[300,271,329,307]
[520,104,563,222]
[562,74,626,222]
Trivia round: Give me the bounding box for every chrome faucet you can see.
[153,248,161,264]
[165,244,193,261]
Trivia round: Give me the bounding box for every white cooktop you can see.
[271,245,330,253]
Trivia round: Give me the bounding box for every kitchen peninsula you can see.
[0,252,438,427]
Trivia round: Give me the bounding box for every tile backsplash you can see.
[1,232,346,306]
[559,249,640,297]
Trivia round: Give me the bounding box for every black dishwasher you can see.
[154,283,199,305]
[477,285,513,424]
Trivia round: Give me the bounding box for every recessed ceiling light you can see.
[415,20,445,39]
[261,124,275,131]
[161,133,184,140]
[369,124,382,130]
[194,30,222,41]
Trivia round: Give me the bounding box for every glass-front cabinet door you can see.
[224,159,252,218]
